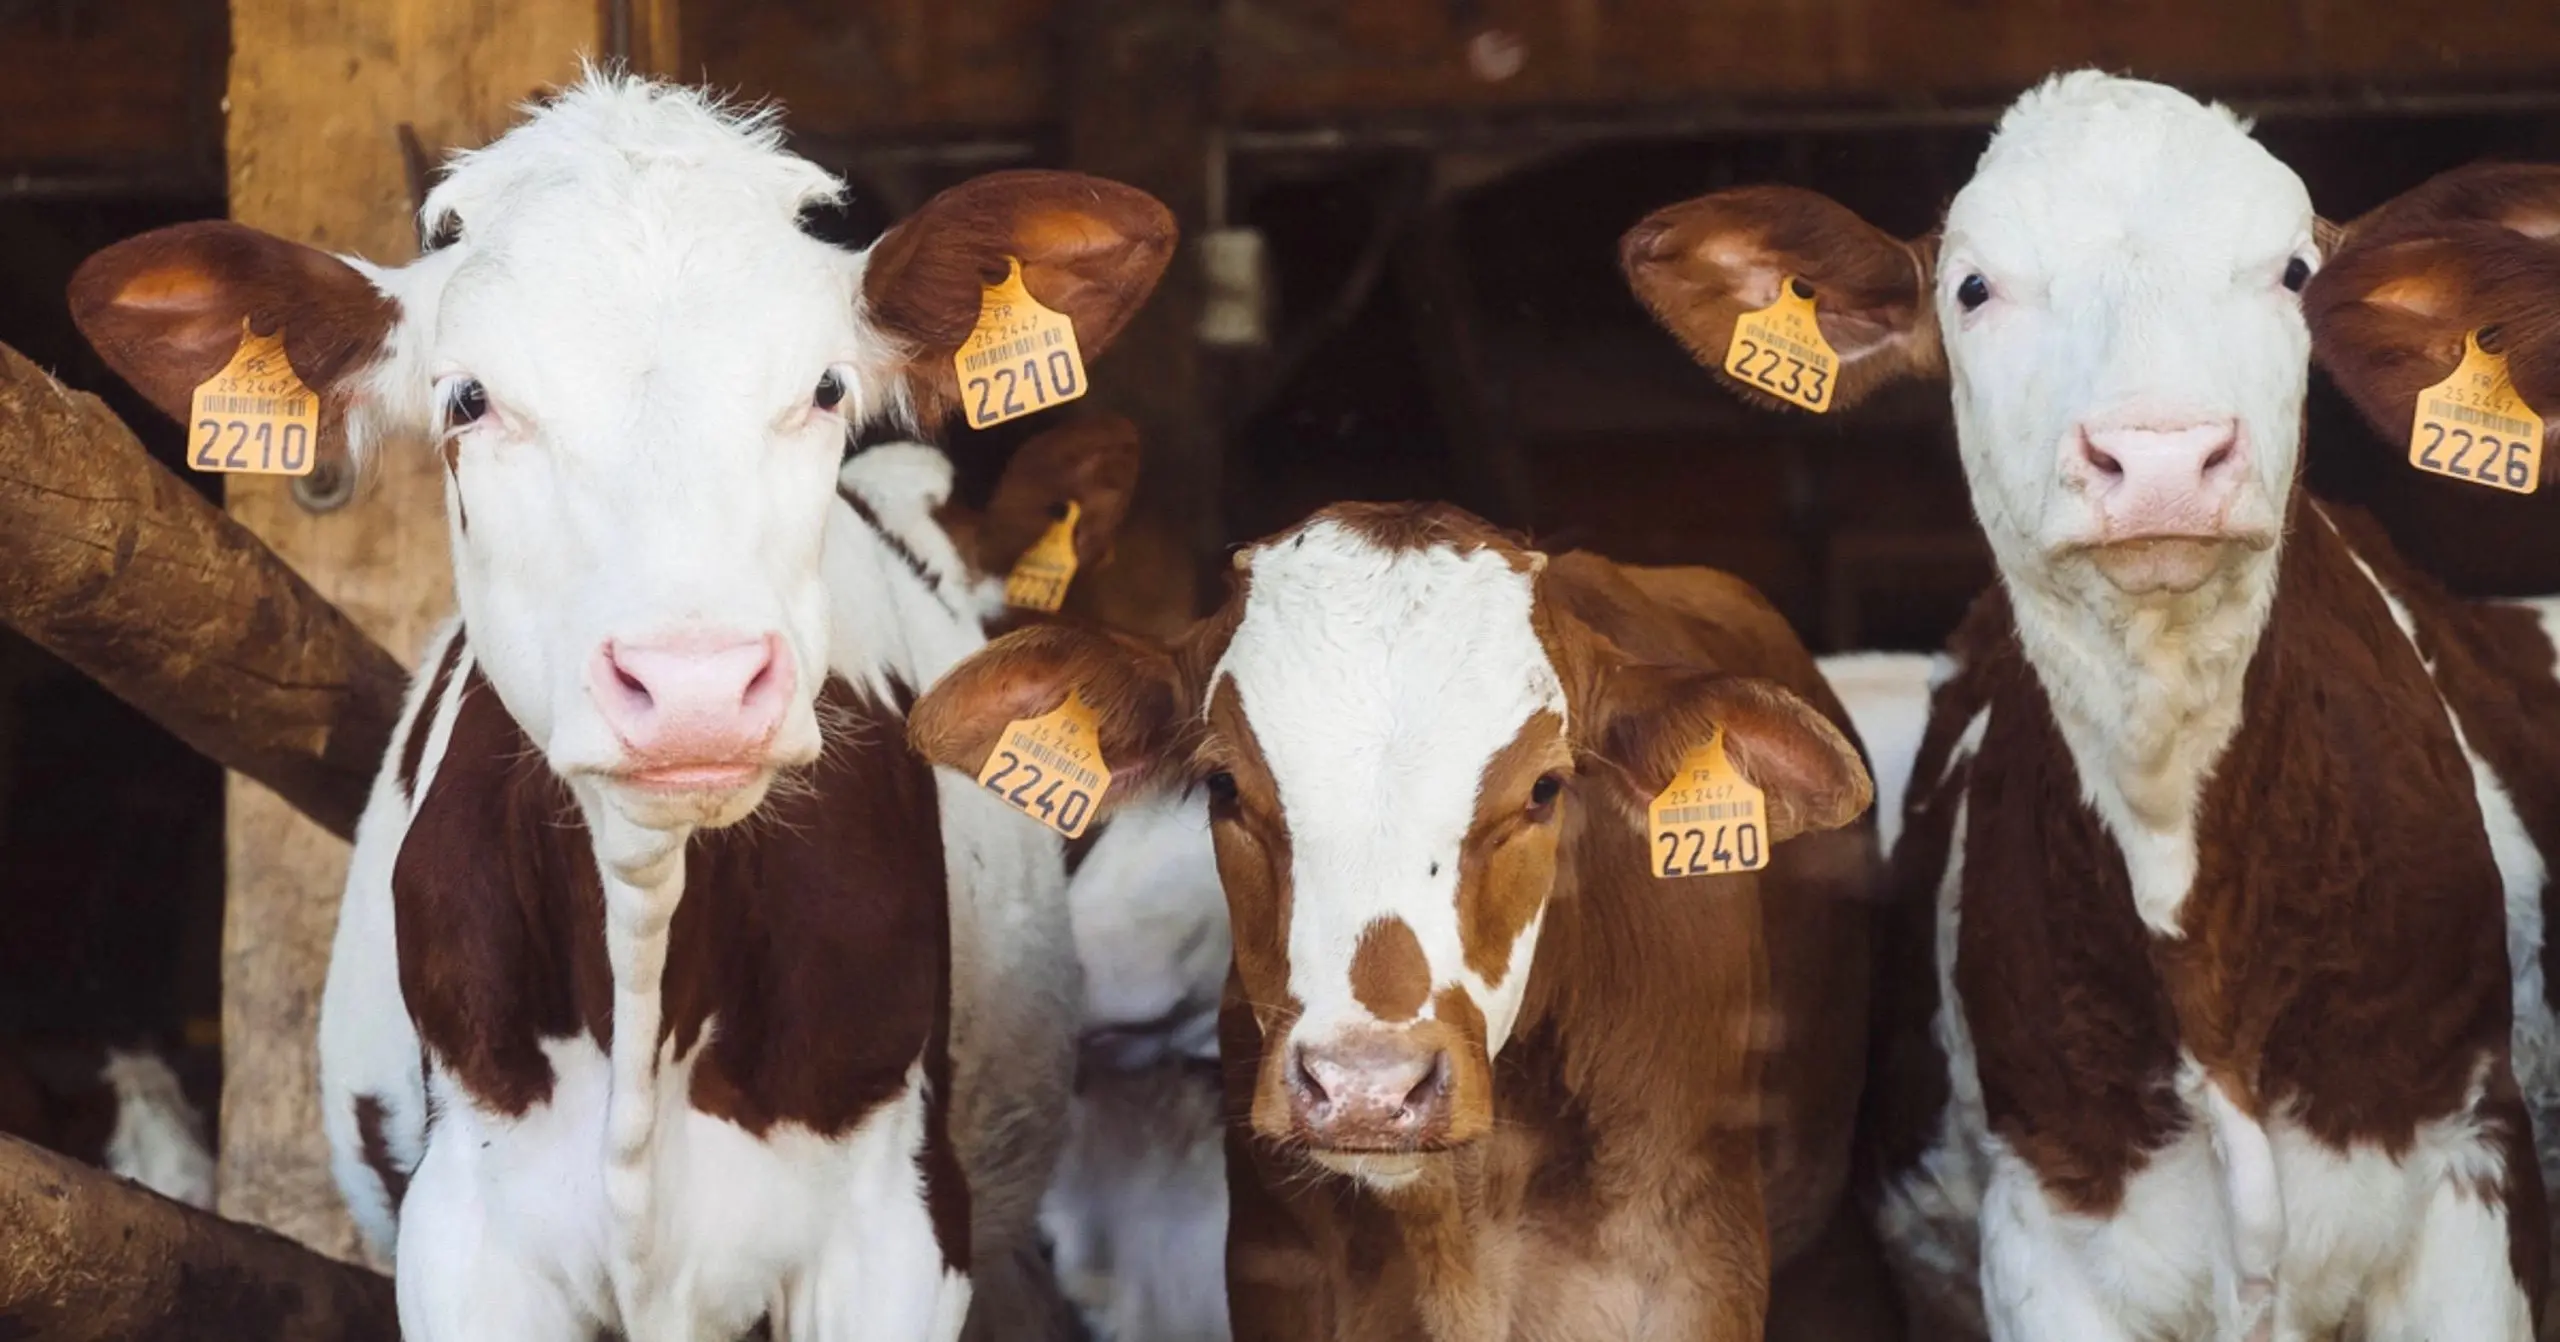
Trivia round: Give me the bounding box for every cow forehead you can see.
[1215,521,1567,865]
[1946,73,2311,280]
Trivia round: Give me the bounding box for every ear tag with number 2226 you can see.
[975,689,1112,840]
[187,321,321,476]
[1647,728,1768,879]
[2408,329,2543,495]
[955,258,1088,430]
[1723,277,1839,414]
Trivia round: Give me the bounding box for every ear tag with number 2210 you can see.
[1647,728,1768,879]
[187,321,321,476]
[1722,277,1839,414]
[975,689,1112,840]
[955,258,1088,430]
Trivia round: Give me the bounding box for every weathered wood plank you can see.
[0,341,400,841]
[0,1132,395,1341]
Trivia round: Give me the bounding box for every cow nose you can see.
[589,632,793,771]
[1288,1031,1452,1147]
[2074,421,2246,536]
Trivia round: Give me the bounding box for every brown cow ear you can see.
[863,171,1177,428]
[969,412,1145,579]
[68,220,400,430]
[1586,665,1871,845]
[2306,224,2560,454]
[1620,185,1942,413]
[2339,162,2560,248]
[908,623,1189,813]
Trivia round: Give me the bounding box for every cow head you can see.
[1627,71,2318,606]
[70,74,1171,839]
[909,502,1868,1189]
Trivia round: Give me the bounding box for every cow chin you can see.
[2071,531,2275,597]
[1310,1151,1433,1191]
[599,767,780,831]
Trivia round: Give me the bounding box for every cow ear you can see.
[1621,185,1942,413]
[1586,666,1871,846]
[2339,163,2560,249]
[69,220,400,432]
[2306,224,2560,455]
[909,623,1189,815]
[863,170,1176,428]
[969,412,1145,579]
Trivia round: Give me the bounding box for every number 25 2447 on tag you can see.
[976,691,1112,840]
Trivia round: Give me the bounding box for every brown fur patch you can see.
[395,632,468,801]
[1349,918,1430,1022]
[1456,710,1569,989]
[352,1094,411,1212]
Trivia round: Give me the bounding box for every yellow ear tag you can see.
[1004,499,1083,613]
[1647,727,1769,879]
[955,258,1088,430]
[976,689,1112,839]
[2409,329,2543,495]
[186,321,321,476]
[1722,276,1839,414]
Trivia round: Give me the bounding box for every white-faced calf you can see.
[1627,72,2549,1339]
[913,501,1879,1340]
[71,75,1169,1342]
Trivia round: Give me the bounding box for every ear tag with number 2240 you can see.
[1647,727,1768,879]
[955,258,1088,430]
[975,689,1112,840]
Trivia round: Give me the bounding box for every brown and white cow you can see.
[0,1039,213,1208]
[911,500,1883,1339]
[1625,72,2550,1339]
[70,74,1168,1342]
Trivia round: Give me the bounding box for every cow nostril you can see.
[1289,1048,1330,1108]
[2202,441,2235,475]
[610,658,652,706]
[1401,1052,1451,1120]
[2083,441,2124,477]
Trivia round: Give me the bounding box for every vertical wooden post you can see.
[217,1,622,1259]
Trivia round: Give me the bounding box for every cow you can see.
[0,1039,213,1208]
[68,72,1170,1342]
[909,499,1883,1340]
[1623,71,2551,1339]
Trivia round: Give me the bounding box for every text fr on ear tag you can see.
[1723,276,1839,414]
[976,688,1111,840]
[1005,500,1083,613]
[956,257,1088,430]
[187,320,322,477]
[2408,329,2543,495]
[1647,727,1769,879]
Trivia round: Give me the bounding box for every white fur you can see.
[1814,650,1942,857]
[2499,596,2560,1207]
[315,77,1080,1339]
[1214,521,1565,1070]
[1066,792,1229,1032]
[96,1048,215,1209]
[1938,72,2315,936]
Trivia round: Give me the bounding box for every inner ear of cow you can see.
[966,413,1145,578]
[2307,224,2560,450]
[862,170,1177,425]
[1619,184,1944,413]
[68,219,399,426]
[907,623,1189,808]
[1587,664,1872,845]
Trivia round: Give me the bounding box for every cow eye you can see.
[814,369,849,412]
[1956,273,1992,312]
[1204,771,1239,807]
[1527,772,1565,818]
[445,379,489,429]
[2283,257,2312,293]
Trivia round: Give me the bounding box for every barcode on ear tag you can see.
[955,258,1088,430]
[2408,330,2543,494]
[1005,500,1083,612]
[186,321,321,476]
[1647,728,1768,879]
[1722,277,1839,414]
[975,689,1111,839]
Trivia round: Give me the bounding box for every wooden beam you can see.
[219,0,605,1260]
[0,1132,395,1341]
[0,341,400,841]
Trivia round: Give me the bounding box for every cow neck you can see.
[1997,493,2291,936]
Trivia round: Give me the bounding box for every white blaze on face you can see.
[1937,72,2316,592]
[356,78,896,823]
[1215,521,1566,1055]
